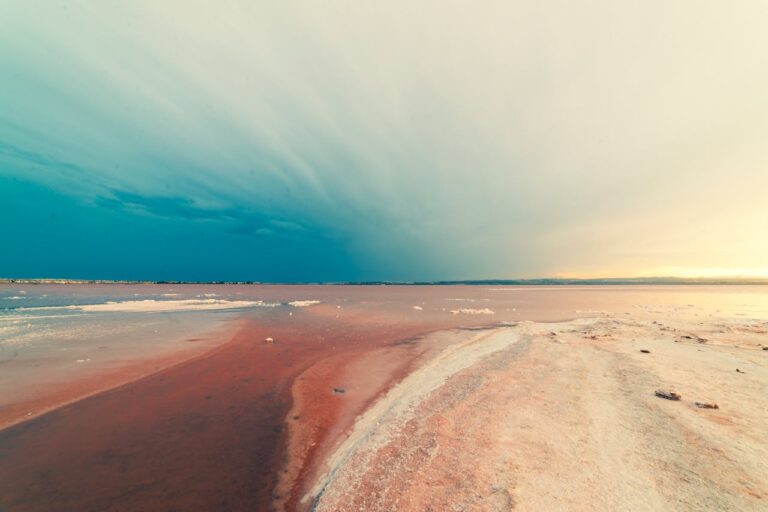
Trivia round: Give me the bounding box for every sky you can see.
[1,1,767,282]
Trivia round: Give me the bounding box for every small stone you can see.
[264,337,274,344]
[332,387,346,394]
[640,349,650,353]
[655,390,681,401]
[736,368,745,374]
[694,402,719,409]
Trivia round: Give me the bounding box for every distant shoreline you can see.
[2,277,768,286]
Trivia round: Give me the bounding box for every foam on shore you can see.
[450,307,495,315]
[287,300,321,307]
[19,299,275,313]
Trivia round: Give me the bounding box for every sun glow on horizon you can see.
[554,267,768,280]
[640,267,768,280]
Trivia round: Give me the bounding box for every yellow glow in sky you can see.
[641,267,768,279]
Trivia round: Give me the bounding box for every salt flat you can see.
[310,309,768,511]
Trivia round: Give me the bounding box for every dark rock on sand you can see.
[655,390,681,401]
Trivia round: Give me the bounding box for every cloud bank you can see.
[1,1,767,280]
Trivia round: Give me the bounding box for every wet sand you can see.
[0,303,456,512]
[0,322,234,431]
[1,285,767,511]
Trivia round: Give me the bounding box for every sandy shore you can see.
[2,286,767,511]
[305,311,768,511]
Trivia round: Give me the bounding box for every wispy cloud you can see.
[1,1,767,279]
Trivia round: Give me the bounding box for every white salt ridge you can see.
[450,308,495,315]
[1,314,87,322]
[412,306,423,310]
[18,299,275,313]
[287,300,321,307]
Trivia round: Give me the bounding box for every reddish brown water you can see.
[1,285,766,511]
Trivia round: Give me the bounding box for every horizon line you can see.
[3,276,768,286]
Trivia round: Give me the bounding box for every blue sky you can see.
[2,1,767,281]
